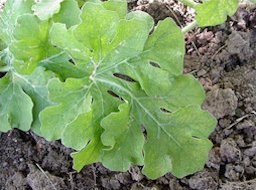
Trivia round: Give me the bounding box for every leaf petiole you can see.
[182,20,198,33]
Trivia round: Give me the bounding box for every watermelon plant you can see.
[0,0,239,179]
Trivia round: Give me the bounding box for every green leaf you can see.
[102,0,127,18]
[195,0,239,27]
[49,23,91,62]
[39,52,87,80]
[0,75,33,132]
[32,0,64,21]
[141,19,184,75]
[0,0,34,44]
[100,102,144,171]
[39,77,92,141]
[62,110,93,150]
[142,106,216,179]
[53,0,81,28]
[74,2,120,61]
[70,82,121,171]
[10,14,58,74]
[40,1,216,179]
[0,67,54,134]
[32,0,81,26]
[126,11,154,32]
[72,138,103,170]
[14,67,55,135]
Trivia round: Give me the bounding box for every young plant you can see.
[0,0,240,179]
[181,0,239,32]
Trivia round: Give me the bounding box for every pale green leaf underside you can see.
[195,0,239,27]
[15,67,55,135]
[0,67,54,134]
[0,75,33,132]
[40,1,216,179]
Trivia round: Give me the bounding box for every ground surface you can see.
[1,1,256,190]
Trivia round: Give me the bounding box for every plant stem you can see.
[182,20,198,34]
[178,0,198,8]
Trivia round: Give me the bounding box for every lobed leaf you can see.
[0,75,33,132]
[142,106,216,178]
[15,67,55,135]
[0,67,54,134]
[39,1,217,179]
[39,77,92,140]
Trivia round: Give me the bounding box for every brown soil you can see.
[1,1,256,190]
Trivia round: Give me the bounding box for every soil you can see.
[1,1,256,190]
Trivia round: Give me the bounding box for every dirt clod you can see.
[187,171,218,190]
[203,88,238,119]
[27,165,67,190]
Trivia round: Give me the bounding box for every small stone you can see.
[197,69,207,77]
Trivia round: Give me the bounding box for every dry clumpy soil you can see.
[2,1,256,190]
